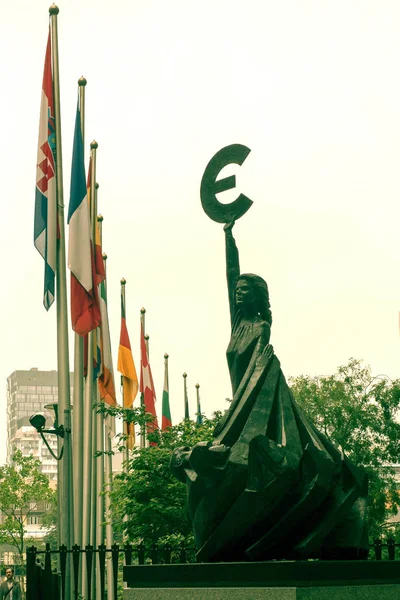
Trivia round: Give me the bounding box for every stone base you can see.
[124,560,400,600]
[124,585,400,599]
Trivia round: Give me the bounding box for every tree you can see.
[0,450,56,563]
[289,358,400,538]
[108,412,222,546]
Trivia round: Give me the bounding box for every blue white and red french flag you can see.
[34,30,57,310]
[67,102,101,335]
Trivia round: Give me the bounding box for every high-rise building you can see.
[6,368,73,482]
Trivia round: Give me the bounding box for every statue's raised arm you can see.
[224,221,240,327]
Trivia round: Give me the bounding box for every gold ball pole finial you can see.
[97,214,103,222]
[164,353,169,359]
[78,76,87,87]
[183,372,187,379]
[49,4,59,15]
[140,307,146,315]
[90,140,98,150]
[121,278,126,286]
[102,253,107,261]
[195,383,200,389]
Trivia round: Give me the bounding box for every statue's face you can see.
[235,279,255,308]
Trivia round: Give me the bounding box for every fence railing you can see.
[26,541,197,600]
[25,538,399,600]
[371,537,400,560]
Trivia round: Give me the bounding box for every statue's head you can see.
[235,273,272,325]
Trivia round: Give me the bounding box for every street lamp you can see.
[29,403,69,461]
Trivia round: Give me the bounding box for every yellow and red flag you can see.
[117,287,138,448]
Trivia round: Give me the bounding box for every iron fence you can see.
[25,538,399,600]
[26,541,196,600]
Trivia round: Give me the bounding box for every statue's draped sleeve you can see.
[225,228,240,327]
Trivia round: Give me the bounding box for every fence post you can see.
[137,542,145,565]
[124,544,133,566]
[26,546,37,600]
[387,537,395,560]
[98,544,106,600]
[85,545,94,600]
[179,541,187,564]
[59,545,68,600]
[111,543,119,600]
[373,538,382,560]
[72,544,80,600]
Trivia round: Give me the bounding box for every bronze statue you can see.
[171,145,368,562]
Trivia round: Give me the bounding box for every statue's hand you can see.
[223,220,235,232]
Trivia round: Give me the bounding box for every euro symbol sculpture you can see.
[200,144,253,223]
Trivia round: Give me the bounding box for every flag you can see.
[98,278,117,407]
[161,355,172,430]
[34,30,56,310]
[67,102,101,335]
[140,323,159,438]
[118,289,138,448]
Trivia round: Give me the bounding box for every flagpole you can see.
[140,308,146,448]
[183,372,189,419]
[162,353,170,431]
[49,6,73,599]
[121,279,130,467]
[96,214,105,595]
[81,139,98,600]
[72,76,87,553]
[103,252,115,600]
[90,186,101,599]
[195,383,202,425]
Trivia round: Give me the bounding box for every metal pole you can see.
[140,308,146,449]
[183,372,189,419]
[195,383,202,424]
[95,217,105,599]
[50,5,72,598]
[103,253,115,600]
[81,140,98,600]
[72,76,87,553]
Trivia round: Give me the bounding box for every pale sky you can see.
[1,1,400,464]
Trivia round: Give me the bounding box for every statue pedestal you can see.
[124,560,400,600]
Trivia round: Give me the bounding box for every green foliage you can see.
[108,413,222,545]
[289,358,400,538]
[0,450,56,560]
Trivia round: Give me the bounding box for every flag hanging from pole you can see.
[67,101,101,335]
[162,354,172,430]
[118,287,138,448]
[34,30,57,310]
[140,323,159,438]
[98,278,117,407]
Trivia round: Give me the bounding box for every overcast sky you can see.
[1,1,400,464]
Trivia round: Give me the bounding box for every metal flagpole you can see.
[90,185,101,599]
[183,372,189,419]
[121,280,130,467]
[72,76,87,554]
[49,6,73,599]
[140,308,146,448]
[103,253,115,600]
[81,139,98,600]
[195,383,202,424]
[95,214,105,599]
